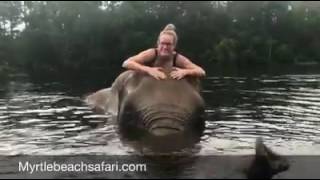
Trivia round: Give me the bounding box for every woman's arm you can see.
[171,54,206,79]
[122,49,154,73]
[122,49,166,80]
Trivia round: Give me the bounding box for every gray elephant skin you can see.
[85,70,205,143]
[84,70,291,178]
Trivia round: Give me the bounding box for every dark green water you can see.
[0,70,320,178]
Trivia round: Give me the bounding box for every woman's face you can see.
[158,34,175,57]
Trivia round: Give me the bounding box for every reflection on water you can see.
[0,81,123,155]
[201,74,320,155]
[1,74,320,177]
[1,75,320,155]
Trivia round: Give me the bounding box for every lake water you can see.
[0,72,320,178]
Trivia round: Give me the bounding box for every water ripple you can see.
[203,74,320,155]
[1,74,320,157]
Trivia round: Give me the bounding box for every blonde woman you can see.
[122,24,206,80]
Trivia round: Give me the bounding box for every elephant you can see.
[84,71,291,177]
[85,70,205,149]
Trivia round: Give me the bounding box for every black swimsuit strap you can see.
[173,52,178,67]
[154,48,157,57]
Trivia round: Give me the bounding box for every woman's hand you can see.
[146,67,167,80]
[170,67,187,80]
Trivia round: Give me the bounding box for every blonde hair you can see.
[157,24,178,47]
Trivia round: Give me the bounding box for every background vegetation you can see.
[1,1,319,84]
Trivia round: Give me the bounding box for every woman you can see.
[122,24,206,80]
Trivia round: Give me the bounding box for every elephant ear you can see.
[85,88,118,115]
[246,137,290,179]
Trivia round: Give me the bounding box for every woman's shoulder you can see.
[138,48,157,57]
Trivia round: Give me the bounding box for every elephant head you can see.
[85,70,206,151]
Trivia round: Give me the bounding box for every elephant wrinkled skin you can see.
[85,70,205,141]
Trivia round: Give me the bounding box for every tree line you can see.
[0,1,320,83]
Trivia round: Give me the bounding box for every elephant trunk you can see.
[139,104,192,136]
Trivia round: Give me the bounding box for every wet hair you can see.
[157,24,178,47]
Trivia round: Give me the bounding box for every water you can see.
[0,73,320,178]
[201,74,320,155]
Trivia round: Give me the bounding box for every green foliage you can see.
[274,44,293,63]
[0,1,319,82]
[214,38,238,63]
